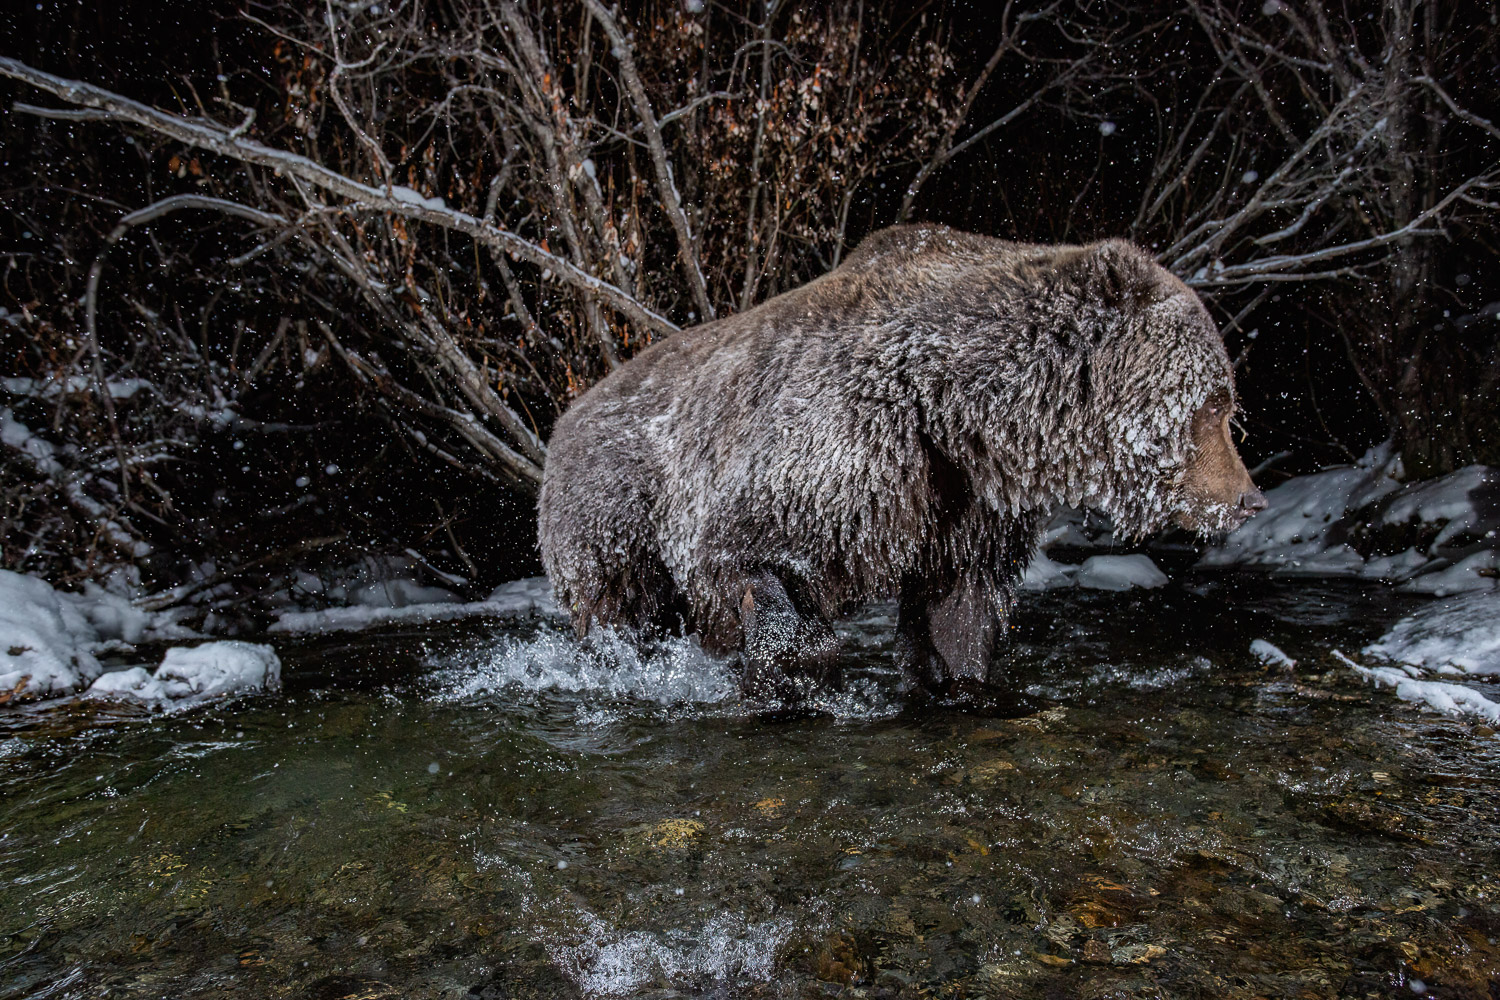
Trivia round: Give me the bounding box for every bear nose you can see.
[1238,488,1268,514]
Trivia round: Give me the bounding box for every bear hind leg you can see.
[739,568,841,699]
[570,547,691,641]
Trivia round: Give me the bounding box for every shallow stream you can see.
[3,577,1499,999]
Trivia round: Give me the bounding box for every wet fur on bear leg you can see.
[739,569,841,699]
[570,546,691,642]
[898,572,1007,697]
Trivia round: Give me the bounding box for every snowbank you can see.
[86,641,281,707]
[1362,591,1500,676]
[1199,445,1401,574]
[271,576,559,634]
[1345,591,1500,724]
[0,569,199,703]
[0,570,104,700]
[1200,445,1499,594]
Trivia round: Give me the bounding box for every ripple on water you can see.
[547,908,793,997]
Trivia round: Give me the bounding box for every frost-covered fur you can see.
[539,225,1242,690]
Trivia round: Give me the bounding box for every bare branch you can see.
[1,57,679,340]
[582,0,714,321]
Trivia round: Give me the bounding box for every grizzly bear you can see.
[538,225,1264,697]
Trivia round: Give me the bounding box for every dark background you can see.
[2,0,1495,607]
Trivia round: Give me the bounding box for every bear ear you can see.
[1056,239,1175,310]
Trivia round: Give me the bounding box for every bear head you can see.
[1052,240,1266,537]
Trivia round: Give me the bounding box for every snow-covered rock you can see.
[1250,639,1296,668]
[1352,666,1500,725]
[1199,445,1402,573]
[86,641,281,707]
[1397,550,1500,597]
[154,642,281,699]
[1200,444,1498,592]
[86,666,167,702]
[1347,591,1500,724]
[1363,592,1500,676]
[1378,465,1497,548]
[1020,551,1077,590]
[1021,552,1168,592]
[1074,554,1168,591]
[0,569,104,700]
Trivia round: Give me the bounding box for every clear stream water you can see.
[2,577,1498,999]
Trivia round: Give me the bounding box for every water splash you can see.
[429,626,738,708]
[426,623,905,721]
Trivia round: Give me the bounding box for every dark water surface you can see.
[3,578,1499,999]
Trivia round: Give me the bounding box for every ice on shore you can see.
[86,641,281,707]
[1349,591,1500,724]
[271,575,559,634]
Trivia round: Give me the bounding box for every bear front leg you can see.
[739,568,841,699]
[898,572,1009,698]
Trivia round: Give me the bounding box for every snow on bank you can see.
[0,569,198,702]
[1342,591,1500,724]
[271,576,559,634]
[86,642,281,707]
[1022,552,1168,591]
[0,569,278,707]
[1362,591,1500,676]
[1201,445,1499,593]
[0,570,104,699]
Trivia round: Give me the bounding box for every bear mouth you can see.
[1174,502,1254,536]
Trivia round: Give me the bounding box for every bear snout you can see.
[1237,487,1268,515]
